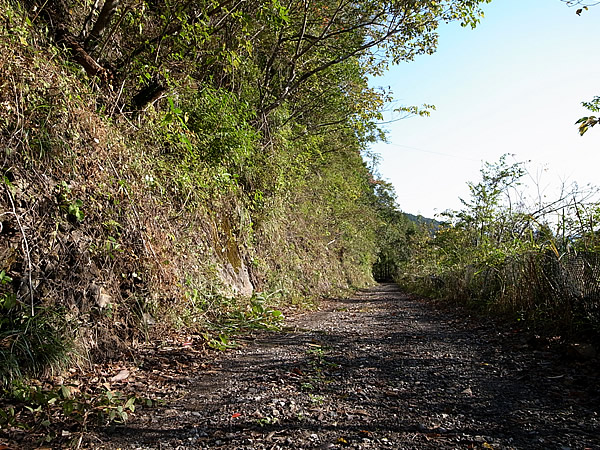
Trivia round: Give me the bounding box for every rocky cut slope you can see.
[0,0,381,384]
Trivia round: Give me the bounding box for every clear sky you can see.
[369,0,600,218]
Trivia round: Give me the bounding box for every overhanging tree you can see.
[253,0,493,120]
[37,0,492,115]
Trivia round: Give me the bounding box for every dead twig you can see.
[5,185,35,316]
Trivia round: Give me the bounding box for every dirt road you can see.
[99,284,599,449]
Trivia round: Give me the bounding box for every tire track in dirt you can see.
[100,283,600,449]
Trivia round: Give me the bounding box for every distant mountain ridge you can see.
[403,212,441,229]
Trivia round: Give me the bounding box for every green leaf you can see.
[124,397,136,412]
[61,385,72,399]
[0,270,12,284]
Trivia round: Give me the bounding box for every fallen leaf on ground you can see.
[111,369,130,382]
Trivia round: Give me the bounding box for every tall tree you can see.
[39,0,491,113]
[253,0,492,118]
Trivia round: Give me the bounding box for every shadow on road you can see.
[100,284,600,449]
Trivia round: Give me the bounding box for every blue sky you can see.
[369,0,600,218]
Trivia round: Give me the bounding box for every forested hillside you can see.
[0,0,491,393]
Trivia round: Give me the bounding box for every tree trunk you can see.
[85,0,120,51]
[56,25,111,82]
[131,80,166,110]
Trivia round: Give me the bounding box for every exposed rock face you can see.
[218,262,253,298]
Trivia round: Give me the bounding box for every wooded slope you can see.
[1,0,491,382]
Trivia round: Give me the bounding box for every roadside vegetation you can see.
[395,154,600,341]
